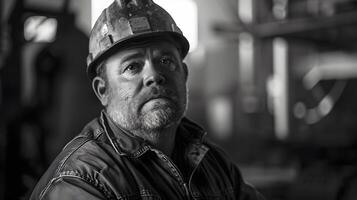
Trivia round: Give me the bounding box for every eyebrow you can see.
[153,49,177,58]
[161,50,175,55]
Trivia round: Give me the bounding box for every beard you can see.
[106,85,187,134]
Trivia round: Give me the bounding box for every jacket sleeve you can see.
[207,142,265,200]
[34,176,111,200]
[228,158,266,200]
[239,181,266,200]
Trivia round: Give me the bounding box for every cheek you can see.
[107,85,143,114]
[174,77,188,99]
[107,82,130,103]
[176,74,187,89]
[109,89,132,103]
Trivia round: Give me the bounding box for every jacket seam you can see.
[39,172,115,200]
[39,135,92,199]
[116,189,161,200]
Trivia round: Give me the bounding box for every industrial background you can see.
[1,0,357,199]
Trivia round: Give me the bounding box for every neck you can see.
[132,123,179,157]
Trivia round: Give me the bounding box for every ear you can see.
[92,76,109,106]
[182,62,188,80]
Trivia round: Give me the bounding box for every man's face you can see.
[102,40,188,133]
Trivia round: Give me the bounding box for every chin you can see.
[142,107,182,130]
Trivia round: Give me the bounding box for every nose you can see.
[143,61,166,87]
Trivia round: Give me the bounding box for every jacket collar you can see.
[99,110,209,163]
[175,118,210,167]
[100,111,149,157]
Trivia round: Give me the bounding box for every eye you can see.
[160,56,173,65]
[159,56,176,71]
[123,62,142,74]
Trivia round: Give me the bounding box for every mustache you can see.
[142,86,178,103]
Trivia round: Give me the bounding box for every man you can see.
[30,0,265,199]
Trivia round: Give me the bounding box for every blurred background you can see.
[1,0,357,199]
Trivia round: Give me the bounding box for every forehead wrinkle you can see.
[107,40,181,67]
[121,52,144,61]
[110,49,145,63]
[150,44,180,61]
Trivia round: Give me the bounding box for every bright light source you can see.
[91,0,112,28]
[24,16,57,42]
[238,0,253,23]
[155,0,198,52]
[91,0,198,52]
[208,96,233,140]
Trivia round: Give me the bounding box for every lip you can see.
[145,96,171,103]
[139,87,177,109]
[140,94,173,109]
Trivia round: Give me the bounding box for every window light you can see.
[24,16,58,42]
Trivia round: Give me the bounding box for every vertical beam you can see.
[238,0,254,24]
[238,0,258,113]
[272,38,289,140]
[238,32,257,113]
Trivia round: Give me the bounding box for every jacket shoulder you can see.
[30,118,116,199]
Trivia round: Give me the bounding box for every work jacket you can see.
[30,111,265,200]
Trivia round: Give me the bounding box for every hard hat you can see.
[87,0,190,80]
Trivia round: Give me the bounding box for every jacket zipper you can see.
[183,183,190,198]
[187,162,200,200]
[187,143,209,200]
[153,149,191,200]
